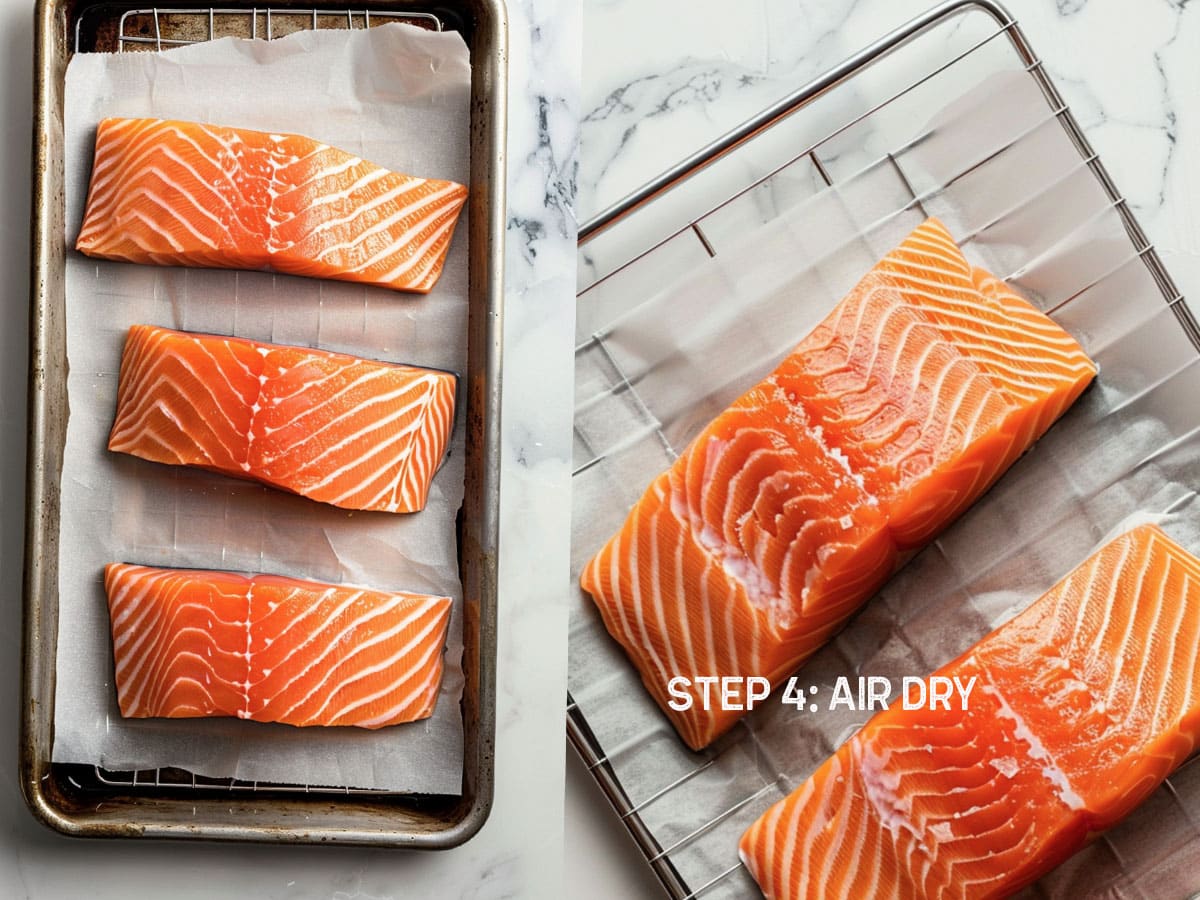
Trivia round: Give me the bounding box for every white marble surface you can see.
[569,0,1200,896]
[0,1,577,898]
[578,0,1200,258]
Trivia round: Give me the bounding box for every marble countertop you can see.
[0,1,576,898]
[568,0,1200,896]
[578,0,1198,258]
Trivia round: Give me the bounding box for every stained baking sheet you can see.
[570,7,1199,898]
[55,22,470,795]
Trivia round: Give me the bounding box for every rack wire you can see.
[69,764,391,796]
[570,1,1198,898]
[109,7,439,51]
[66,4,443,803]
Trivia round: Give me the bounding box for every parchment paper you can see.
[570,67,1200,897]
[54,23,471,795]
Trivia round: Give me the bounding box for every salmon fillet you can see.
[781,224,1098,548]
[581,379,898,750]
[739,524,1200,898]
[580,219,1096,750]
[109,324,456,514]
[104,563,453,728]
[76,117,468,294]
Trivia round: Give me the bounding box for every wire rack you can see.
[66,4,444,803]
[74,6,442,52]
[570,2,1198,898]
[61,763,393,794]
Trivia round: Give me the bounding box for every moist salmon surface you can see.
[108,324,457,513]
[739,524,1200,899]
[104,563,454,728]
[76,117,468,294]
[580,218,1097,750]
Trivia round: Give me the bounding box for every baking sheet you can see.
[570,67,1200,898]
[54,23,471,795]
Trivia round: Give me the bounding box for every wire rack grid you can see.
[570,2,1198,898]
[94,6,441,51]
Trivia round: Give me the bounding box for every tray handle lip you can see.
[22,0,66,843]
[17,768,495,848]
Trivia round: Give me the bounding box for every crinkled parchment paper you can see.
[55,23,470,795]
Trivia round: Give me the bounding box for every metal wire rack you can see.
[59,763,401,795]
[73,6,441,52]
[570,1,1198,898]
[67,4,443,803]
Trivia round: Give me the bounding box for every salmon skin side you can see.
[75,117,468,294]
[108,324,457,514]
[104,563,453,728]
[739,524,1200,899]
[579,218,1097,751]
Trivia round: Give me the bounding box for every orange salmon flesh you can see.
[579,218,1097,751]
[76,117,468,294]
[104,564,453,728]
[108,324,457,514]
[739,524,1200,899]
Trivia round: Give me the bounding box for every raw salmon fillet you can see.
[739,524,1200,899]
[580,219,1096,750]
[779,223,1099,548]
[109,324,456,513]
[581,382,898,750]
[76,117,467,294]
[104,564,453,728]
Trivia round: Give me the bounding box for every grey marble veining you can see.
[579,0,1200,260]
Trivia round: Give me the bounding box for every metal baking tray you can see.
[570,0,1198,897]
[23,0,506,848]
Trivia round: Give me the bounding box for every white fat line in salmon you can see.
[272,596,442,720]
[309,614,447,724]
[301,180,460,246]
[376,214,462,281]
[288,165,392,214]
[296,376,441,466]
[112,345,251,450]
[319,408,441,505]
